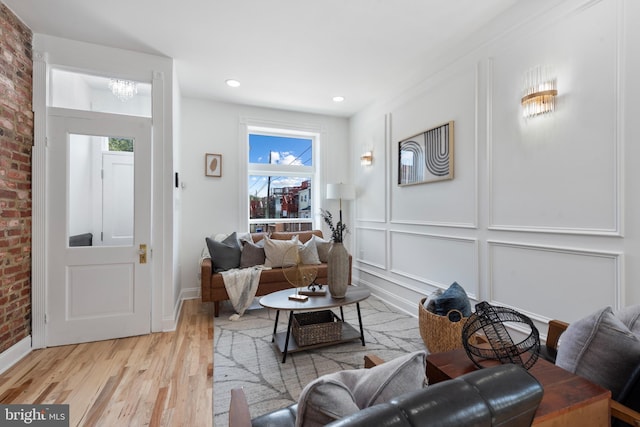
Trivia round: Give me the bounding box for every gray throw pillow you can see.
[295,351,427,427]
[240,239,265,268]
[615,305,640,336]
[205,232,241,273]
[311,235,331,263]
[433,282,471,318]
[556,306,640,400]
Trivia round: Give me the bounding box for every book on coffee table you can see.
[297,287,327,296]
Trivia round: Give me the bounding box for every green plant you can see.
[320,208,348,243]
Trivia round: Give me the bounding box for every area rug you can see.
[213,294,425,427]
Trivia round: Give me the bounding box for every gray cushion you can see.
[311,234,331,263]
[433,282,471,318]
[239,239,265,268]
[615,305,640,336]
[556,306,640,399]
[295,351,427,427]
[205,232,241,273]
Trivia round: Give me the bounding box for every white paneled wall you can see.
[351,0,634,326]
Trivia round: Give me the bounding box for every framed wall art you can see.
[205,153,222,177]
[398,121,454,186]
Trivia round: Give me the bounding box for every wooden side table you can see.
[427,349,611,426]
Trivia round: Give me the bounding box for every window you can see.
[247,128,318,233]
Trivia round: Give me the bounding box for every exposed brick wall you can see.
[0,3,33,353]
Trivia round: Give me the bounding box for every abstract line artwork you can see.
[398,121,454,185]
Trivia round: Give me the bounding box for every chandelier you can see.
[108,79,138,101]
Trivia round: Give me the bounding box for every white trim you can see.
[31,50,48,349]
[487,240,624,309]
[0,337,31,375]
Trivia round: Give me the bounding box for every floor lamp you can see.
[326,183,355,227]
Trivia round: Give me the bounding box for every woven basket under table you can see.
[418,297,467,353]
[292,310,342,347]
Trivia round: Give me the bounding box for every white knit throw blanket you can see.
[220,267,263,321]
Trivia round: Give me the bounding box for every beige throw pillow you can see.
[299,238,321,265]
[264,236,299,268]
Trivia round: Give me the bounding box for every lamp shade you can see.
[326,183,355,201]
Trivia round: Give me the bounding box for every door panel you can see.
[47,108,152,346]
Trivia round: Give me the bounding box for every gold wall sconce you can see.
[360,151,373,166]
[521,65,557,118]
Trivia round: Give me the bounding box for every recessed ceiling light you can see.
[226,79,241,88]
[332,96,345,103]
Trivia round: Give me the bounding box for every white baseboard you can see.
[161,287,201,332]
[0,336,31,375]
[357,279,417,318]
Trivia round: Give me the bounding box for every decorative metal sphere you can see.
[462,301,540,370]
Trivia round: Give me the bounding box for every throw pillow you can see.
[264,236,299,268]
[556,306,640,400]
[299,238,321,265]
[205,232,241,273]
[295,350,427,427]
[424,288,444,312]
[615,305,640,336]
[240,239,266,268]
[311,234,332,263]
[433,282,472,318]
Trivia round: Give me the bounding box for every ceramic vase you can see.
[327,242,349,298]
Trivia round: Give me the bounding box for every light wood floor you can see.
[0,299,214,427]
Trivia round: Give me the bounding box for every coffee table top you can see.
[260,286,370,311]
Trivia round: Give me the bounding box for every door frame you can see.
[31,52,170,348]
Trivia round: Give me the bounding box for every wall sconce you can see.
[360,151,373,166]
[521,65,557,118]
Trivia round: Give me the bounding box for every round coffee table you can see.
[260,286,370,363]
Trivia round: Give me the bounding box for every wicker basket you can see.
[292,310,342,346]
[418,297,467,353]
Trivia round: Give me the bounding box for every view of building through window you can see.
[248,132,315,233]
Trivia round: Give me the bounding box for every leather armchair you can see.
[229,363,543,427]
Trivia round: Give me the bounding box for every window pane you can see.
[249,176,312,220]
[50,68,152,118]
[68,133,134,248]
[249,134,312,165]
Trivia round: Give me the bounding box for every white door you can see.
[102,152,134,246]
[47,108,152,346]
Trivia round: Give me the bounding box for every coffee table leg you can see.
[282,312,293,363]
[339,306,345,321]
[356,303,365,346]
[272,310,280,343]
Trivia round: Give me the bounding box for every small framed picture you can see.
[205,153,222,177]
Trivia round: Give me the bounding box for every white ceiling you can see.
[4,0,521,117]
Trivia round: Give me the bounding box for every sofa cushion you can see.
[240,239,266,268]
[206,232,241,273]
[433,282,472,318]
[296,350,427,427]
[311,234,332,263]
[264,236,299,268]
[299,238,321,265]
[556,306,640,400]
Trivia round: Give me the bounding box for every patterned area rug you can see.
[213,294,425,426]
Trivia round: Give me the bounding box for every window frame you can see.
[243,123,320,232]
